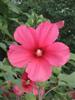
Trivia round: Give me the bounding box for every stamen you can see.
[36,49,43,57]
[26,80,30,85]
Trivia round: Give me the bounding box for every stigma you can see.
[35,49,43,57]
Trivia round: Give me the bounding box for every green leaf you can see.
[69,60,75,66]
[53,67,61,75]
[0,43,7,52]
[0,15,12,39]
[0,89,3,95]
[9,18,23,24]
[8,2,21,14]
[4,73,14,81]
[0,59,16,75]
[58,72,75,88]
[25,12,47,27]
[25,93,36,100]
[1,0,21,14]
[0,80,3,85]
[70,53,75,61]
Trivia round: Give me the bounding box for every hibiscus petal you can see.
[26,60,52,82]
[7,44,31,68]
[13,85,24,96]
[36,21,59,46]
[14,25,35,49]
[33,86,38,96]
[46,42,70,66]
[55,20,64,29]
[23,84,33,93]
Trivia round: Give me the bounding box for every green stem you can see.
[44,86,57,97]
[43,86,58,99]
[16,96,20,100]
[38,87,43,100]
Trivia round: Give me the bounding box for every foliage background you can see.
[19,0,75,52]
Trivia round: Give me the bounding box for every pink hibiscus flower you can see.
[21,72,37,93]
[13,85,24,96]
[8,21,70,82]
[13,72,42,95]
